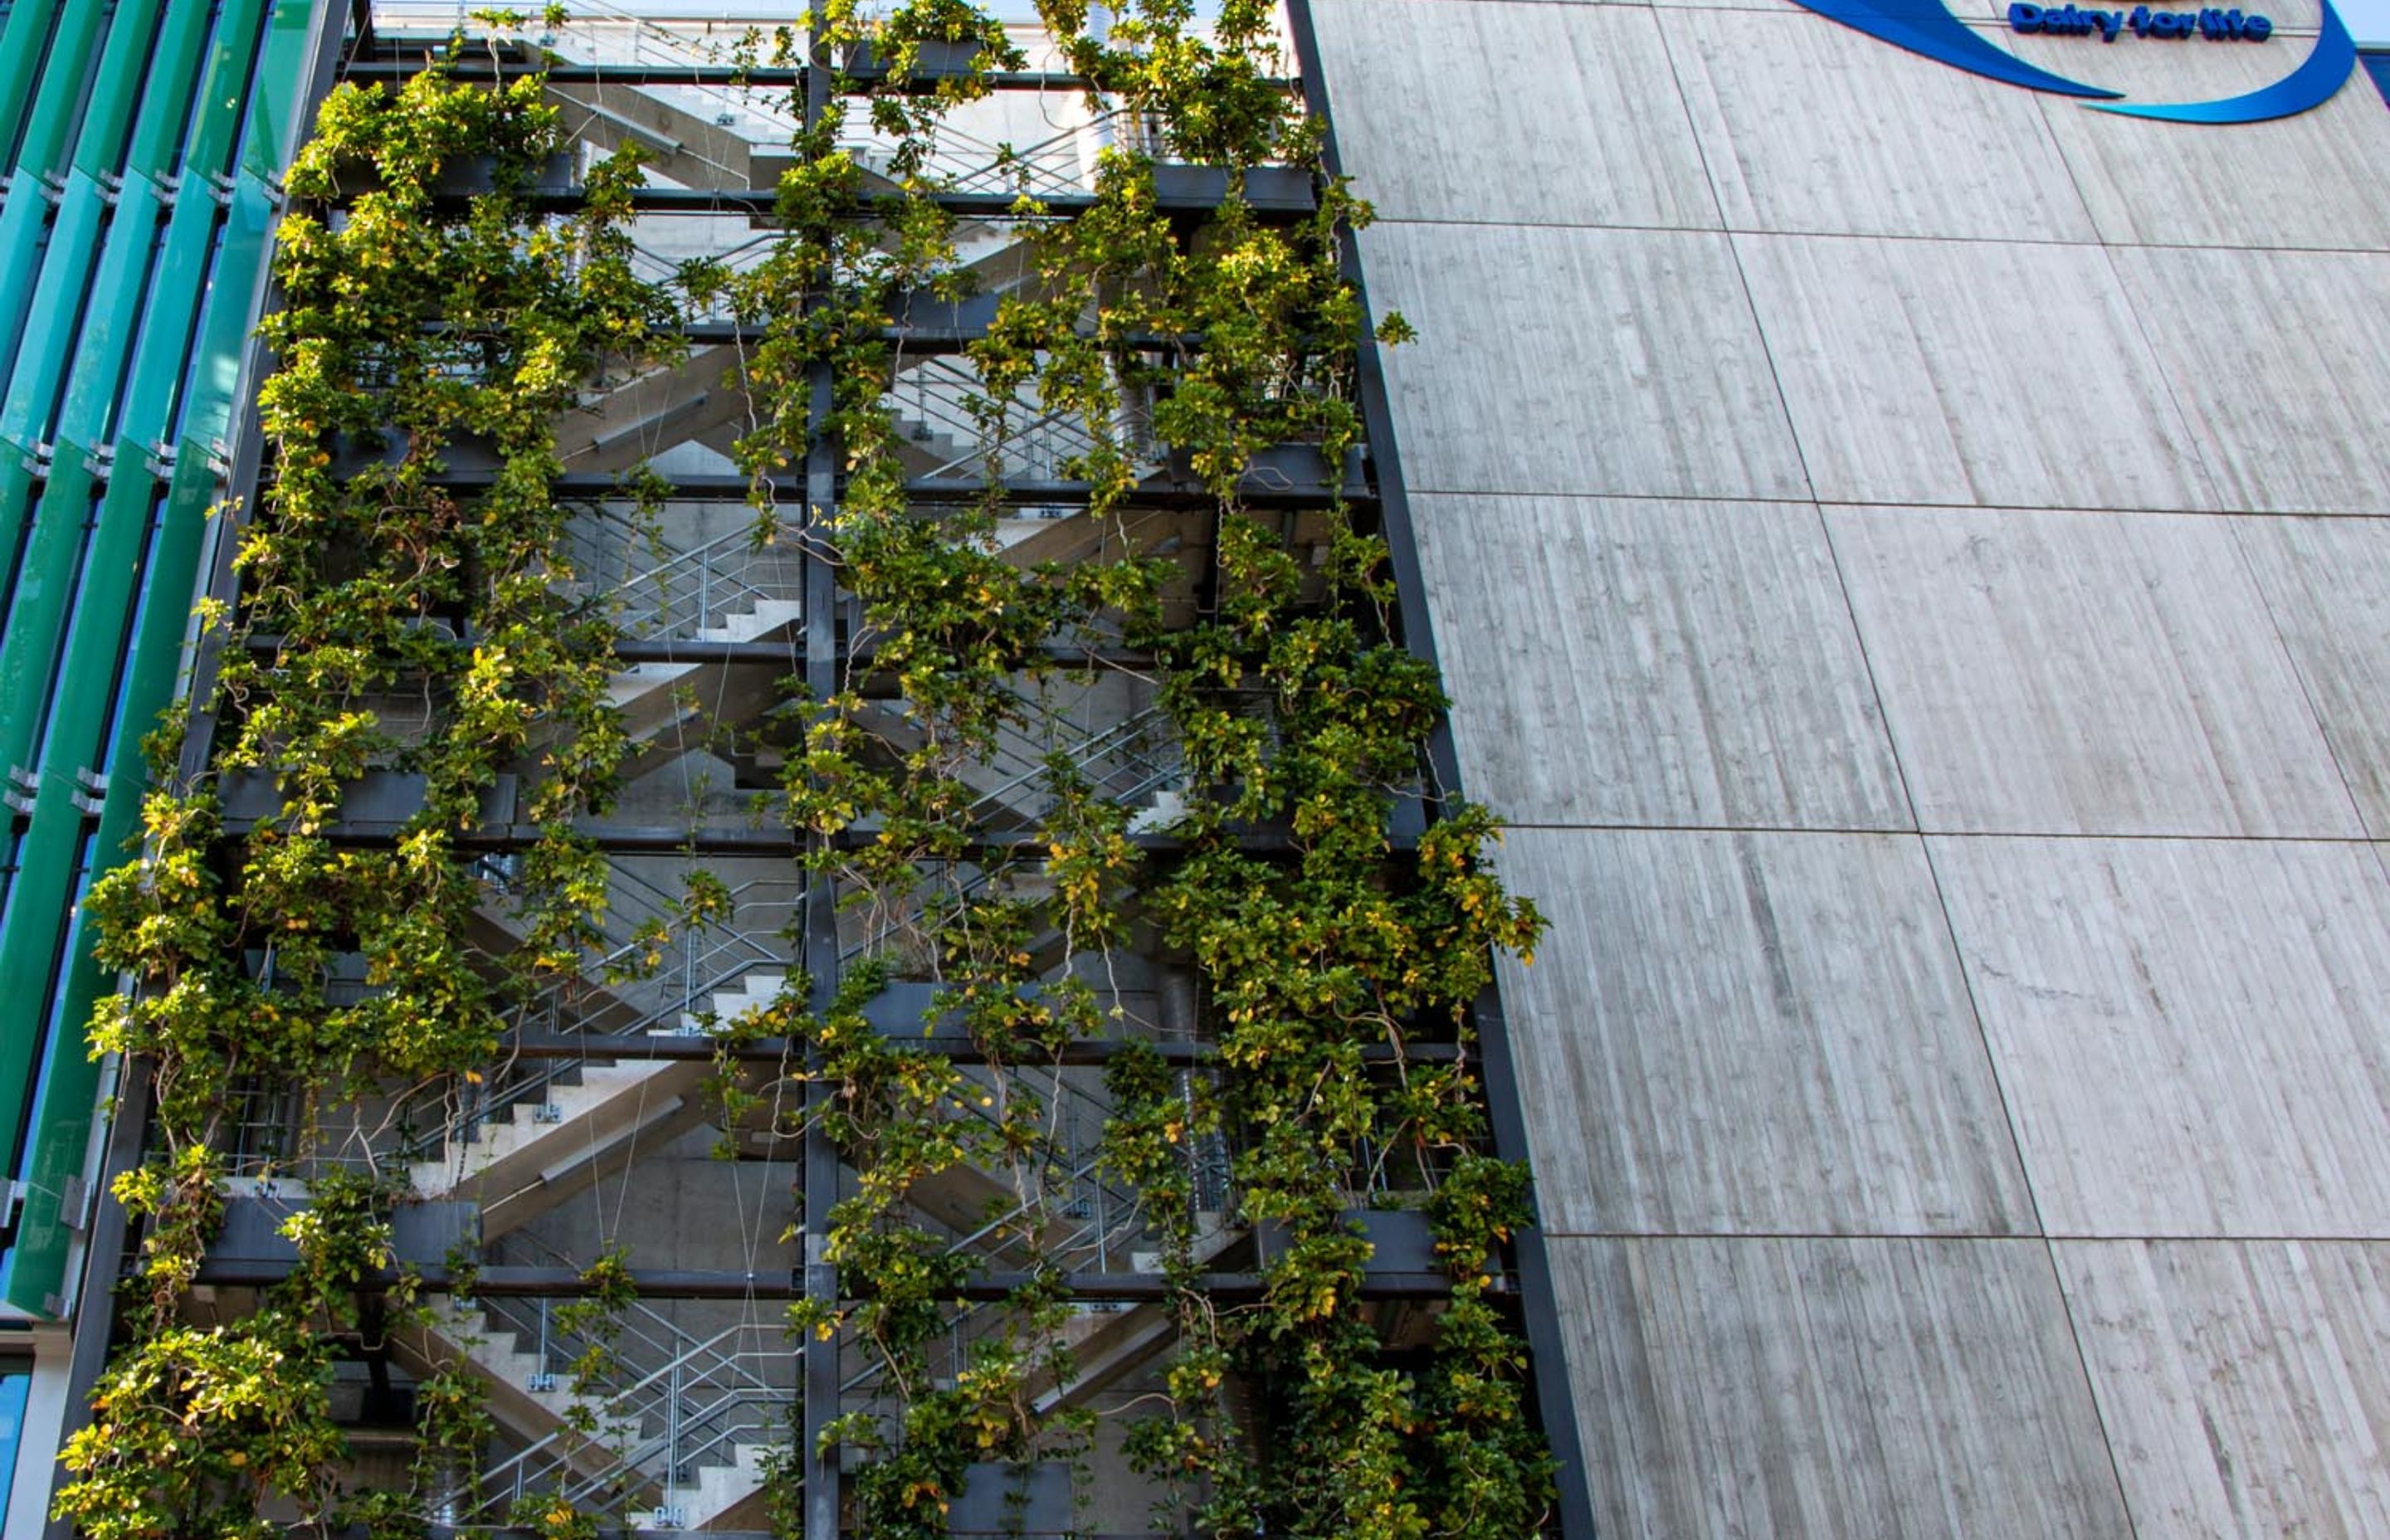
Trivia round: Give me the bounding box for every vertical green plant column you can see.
[720,0,1558,1533]
[56,2,1558,1533]
[61,41,676,1533]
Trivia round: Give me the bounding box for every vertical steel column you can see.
[798,14,844,1540]
[1279,6,1599,1538]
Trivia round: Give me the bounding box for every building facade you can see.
[1309,1,2390,1534]
[2,0,2389,1535]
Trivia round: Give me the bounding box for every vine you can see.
[738,0,1556,1534]
[66,3,1554,1536]
[64,50,680,1538]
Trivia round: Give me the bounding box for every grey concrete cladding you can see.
[1311,0,2390,1534]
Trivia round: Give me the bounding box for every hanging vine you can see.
[60,52,680,1538]
[64,2,1554,1536]
[738,0,1556,1534]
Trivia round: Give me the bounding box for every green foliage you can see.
[72,7,1552,1537]
[68,59,667,1538]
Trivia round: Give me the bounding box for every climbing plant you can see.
[66,2,1554,1536]
[734,0,1557,1535]
[61,51,681,1538]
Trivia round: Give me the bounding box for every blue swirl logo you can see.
[1788,0,2354,121]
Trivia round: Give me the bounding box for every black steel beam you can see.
[342,55,1296,96]
[235,632,1153,673]
[442,179,1313,220]
[343,59,808,87]
[502,1031,1463,1066]
[388,470,1365,509]
[797,17,844,1538]
[187,1261,1490,1303]
[212,820,1340,859]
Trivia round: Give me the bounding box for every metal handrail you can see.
[563,510,807,641]
[461,1315,793,1522]
[407,868,801,1166]
[889,354,1114,485]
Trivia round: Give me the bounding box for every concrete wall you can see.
[1310,2,2390,1533]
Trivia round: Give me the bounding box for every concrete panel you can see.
[2008,31,2390,250]
[1933,836,2390,1237]
[2240,517,2390,837]
[1551,1236,2132,1539]
[1495,829,2032,1236]
[1310,0,1719,228]
[1738,233,2217,511]
[1667,9,2100,241]
[1412,495,1907,828]
[2119,246,2390,515]
[1829,505,2358,836]
[2057,1240,2390,1540]
[1359,222,1810,499]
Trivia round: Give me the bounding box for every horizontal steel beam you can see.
[383,470,1366,509]
[189,1260,1489,1302]
[212,820,1311,858]
[423,171,1314,220]
[503,1031,1462,1065]
[235,632,1155,673]
[344,53,1295,96]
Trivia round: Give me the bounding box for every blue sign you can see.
[1788,0,2354,120]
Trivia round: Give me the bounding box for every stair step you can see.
[692,597,804,644]
[637,1441,774,1532]
[662,972,789,1036]
[410,1058,708,1200]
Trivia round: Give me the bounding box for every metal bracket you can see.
[61,1176,92,1231]
[72,767,110,816]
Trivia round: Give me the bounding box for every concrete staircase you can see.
[408,1296,781,1534]
[409,972,784,1235]
[607,597,803,745]
[405,967,795,1528]
[1027,1216,1245,1415]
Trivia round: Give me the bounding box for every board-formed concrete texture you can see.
[2117,246,2390,515]
[1306,0,1715,228]
[1737,233,2220,511]
[1828,505,2360,836]
[2056,1240,2390,1538]
[1307,0,2390,1531]
[1666,9,2104,241]
[2238,517,2390,836]
[1550,1237,2134,1539]
[1933,836,2390,1237]
[1411,495,1907,829]
[1493,829,2031,1236]
[1354,222,1809,500]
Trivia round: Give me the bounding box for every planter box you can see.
[842,40,988,80]
[1149,162,1314,215]
[1252,1206,1441,1276]
[214,1192,477,1270]
[217,768,518,839]
[1152,441,1364,500]
[947,1460,1074,1535]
